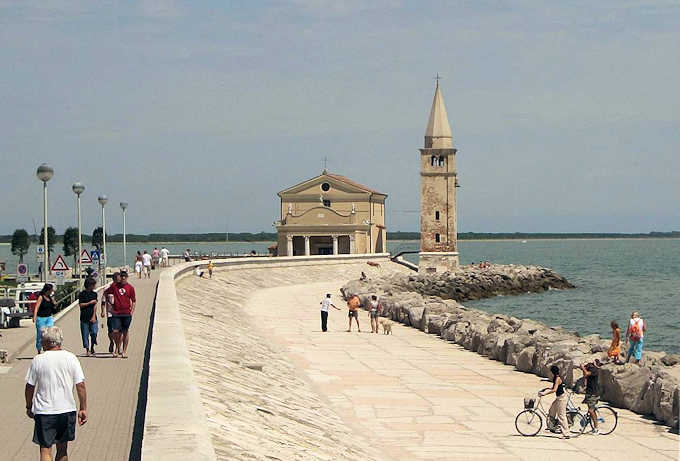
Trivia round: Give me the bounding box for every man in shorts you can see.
[141,250,152,278]
[160,247,169,267]
[101,272,120,354]
[579,360,602,434]
[25,326,87,461]
[104,271,136,358]
[346,293,361,332]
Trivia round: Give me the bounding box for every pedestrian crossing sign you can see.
[50,254,69,272]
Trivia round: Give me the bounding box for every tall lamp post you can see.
[120,202,128,270]
[98,195,108,285]
[36,164,54,282]
[72,182,85,287]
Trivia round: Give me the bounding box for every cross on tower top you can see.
[322,156,328,174]
[435,73,442,85]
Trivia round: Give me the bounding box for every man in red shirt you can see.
[103,271,136,358]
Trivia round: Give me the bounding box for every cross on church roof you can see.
[322,156,328,174]
[435,73,442,84]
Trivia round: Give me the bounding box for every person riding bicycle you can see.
[539,365,570,439]
[580,360,602,434]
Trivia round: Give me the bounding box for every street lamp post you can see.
[98,195,108,285]
[72,183,85,287]
[36,164,54,282]
[120,202,128,270]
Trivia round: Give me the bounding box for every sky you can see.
[1,0,678,235]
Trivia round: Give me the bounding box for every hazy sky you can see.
[1,1,678,235]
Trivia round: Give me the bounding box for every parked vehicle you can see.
[0,282,43,329]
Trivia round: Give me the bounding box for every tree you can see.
[11,229,30,263]
[63,227,79,267]
[39,226,56,253]
[92,226,103,250]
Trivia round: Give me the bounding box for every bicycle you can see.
[515,392,587,437]
[567,400,618,435]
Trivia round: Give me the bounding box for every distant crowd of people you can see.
[133,247,170,278]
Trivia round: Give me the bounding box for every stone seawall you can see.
[341,266,679,428]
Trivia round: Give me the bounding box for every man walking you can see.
[25,326,87,461]
[101,272,120,354]
[104,271,136,358]
[319,293,340,332]
[160,247,169,267]
[141,250,152,279]
[346,293,361,332]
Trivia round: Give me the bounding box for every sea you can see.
[1,239,677,353]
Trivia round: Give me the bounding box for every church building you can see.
[275,171,387,256]
[419,80,460,272]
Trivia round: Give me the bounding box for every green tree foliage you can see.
[11,229,31,263]
[63,227,79,265]
[39,226,56,253]
[92,227,103,250]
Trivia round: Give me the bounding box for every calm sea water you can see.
[2,239,678,353]
[392,239,680,354]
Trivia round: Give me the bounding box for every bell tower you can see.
[419,79,460,273]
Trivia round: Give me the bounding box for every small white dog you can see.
[379,318,393,335]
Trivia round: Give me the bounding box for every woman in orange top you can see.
[607,321,621,364]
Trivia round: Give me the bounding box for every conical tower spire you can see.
[424,79,453,148]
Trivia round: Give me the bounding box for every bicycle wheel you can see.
[566,411,587,436]
[594,406,618,435]
[515,410,543,436]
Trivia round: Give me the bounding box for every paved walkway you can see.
[0,273,158,460]
[247,281,679,461]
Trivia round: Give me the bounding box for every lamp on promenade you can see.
[98,195,108,285]
[120,202,128,270]
[36,164,54,282]
[72,182,85,287]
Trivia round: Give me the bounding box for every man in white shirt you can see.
[141,250,152,278]
[25,326,87,461]
[319,293,340,332]
[160,247,169,267]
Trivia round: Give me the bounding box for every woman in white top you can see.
[625,311,646,364]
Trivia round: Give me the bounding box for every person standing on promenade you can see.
[160,246,169,267]
[579,360,602,434]
[319,293,340,332]
[100,272,120,354]
[25,326,87,461]
[32,284,56,354]
[539,365,570,439]
[368,295,382,334]
[607,321,622,364]
[78,278,98,356]
[184,248,191,262]
[104,271,136,358]
[207,260,215,278]
[626,311,646,364]
[142,250,152,279]
[346,293,361,333]
[134,251,143,279]
[152,247,160,270]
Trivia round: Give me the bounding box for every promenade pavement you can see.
[0,273,158,461]
[177,262,679,461]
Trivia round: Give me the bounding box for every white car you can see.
[0,282,44,328]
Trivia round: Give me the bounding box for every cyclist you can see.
[539,365,570,439]
[580,360,602,434]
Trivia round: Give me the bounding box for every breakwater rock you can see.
[340,268,679,428]
[363,263,575,302]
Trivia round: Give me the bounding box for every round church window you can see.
[321,182,330,192]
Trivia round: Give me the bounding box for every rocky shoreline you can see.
[341,264,679,428]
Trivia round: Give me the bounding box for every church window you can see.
[323,199,331,207]
[438,156,445,166]
[435,211,440,221]
[321,182,330,192]
[435,233,441,243]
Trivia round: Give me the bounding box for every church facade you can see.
[275,171,387,256]
[419,80,460,272]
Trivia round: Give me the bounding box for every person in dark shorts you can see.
[103,271,136,358]
[101,272,120,354]
[346,294,361,332]
[78,277,99,356]
[580,360,602,434]
[25,326,87,460]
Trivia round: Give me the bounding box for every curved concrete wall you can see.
[141,253,390,460]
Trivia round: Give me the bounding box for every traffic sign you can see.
[37,246,45,254]
[54,270,65,277]
[55,271,65,285]
[17,263,28,276]
[90,250,100,261]
[50,254,70,272]
[80,249,93,264]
